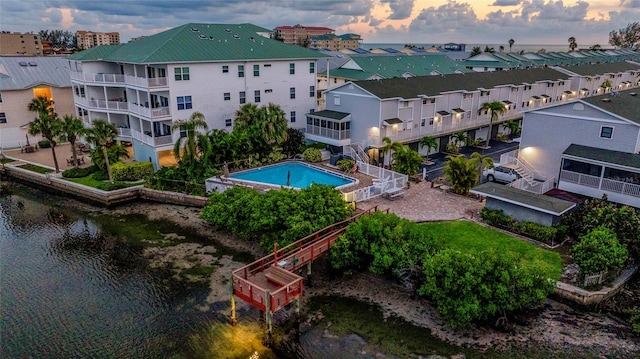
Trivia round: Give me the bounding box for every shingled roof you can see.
[560,62,640,76]
[581,89,640,125]
[354,67,570,99]
[68,23,327,64]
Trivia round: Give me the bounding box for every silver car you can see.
[483,164,520,183]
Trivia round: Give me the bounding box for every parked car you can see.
[483,164,521,183]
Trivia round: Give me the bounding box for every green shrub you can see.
[480,208,560,244]
[112,161,154,182]
[38,140,51,148]
[92,170,109,181]
[282,128,305,158]
[303,148,322,163]
[307,142,327,150]
[96,181,129,191]
[631,307,640,335]
[336,158,354,172]
[519,221,557,243]
[62,165,98,178]
[571,226,628,282]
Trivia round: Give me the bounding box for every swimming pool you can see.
[229,162,357,190]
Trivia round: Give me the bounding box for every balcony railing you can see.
[129,103,171,119]
[131,129,173,147]
[87,99,128,111]
[118,128,131,138]
[306,125,350,140]
[381,117,490,145]
[125,75,168,88]
[70,71,125,83]
[560,170,600,188]
[560,170,640,198]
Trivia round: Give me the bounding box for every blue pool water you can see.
[230,162,355,189]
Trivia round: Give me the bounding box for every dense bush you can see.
[282,128,305,158]
[418,249,555,327]
[96,181,130,191]
[92,169,109,181]
[330,212,443,276]
[632,307,640,335]
[336,158,354,172]
[571,226,628,282]
[303,148,322,163]
[62,165,98,178]
[38,140,51,148]
[200,184,353,249]
[145,166,209,196]
[479,208,561,244]
[112,161,154,182]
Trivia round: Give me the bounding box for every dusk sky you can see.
[1,0,638,46]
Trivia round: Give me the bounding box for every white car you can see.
[483,164,520,183]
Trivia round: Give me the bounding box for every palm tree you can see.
[171,111,208,165]
[86,119,118,182]
[260,103,288,146]
[484,45,495,54]
[601,79,612,92]
[469,152,494,185]
[443,155,476,195]
[453,131,468,148]
[568,36,577,52]
[234,103,260,133]
[392,145,423,177]
[478,101,507,142]
[418,136,438,162]
[502,119,521,138]
[470,46,482,57]
[508,38,515,53]
[380,136,403,167]
[499,45,505,52]
[60,115,86,168]
[27,96,62,172]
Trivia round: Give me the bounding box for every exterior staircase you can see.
[500,150,556,194]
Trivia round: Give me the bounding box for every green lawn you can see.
[420,221,563,280]
[1,157,16,164]
[65,175,141,190]
[18,163,53,174]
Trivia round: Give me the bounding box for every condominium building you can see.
[76,30,120,49]
[68,23,325,169]
[0,32,43,56]
[309,33,362,51]
[273,24,334,46]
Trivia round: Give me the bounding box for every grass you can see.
[1,157,16,164]
[420,220,563,279]
[65,175,140,189]
[17,163,53,174]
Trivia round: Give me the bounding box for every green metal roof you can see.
[308,110,350,120]
[328,54,470,80]
[471,182,576,215]
[563,144,640,170]
[68,23,327,64]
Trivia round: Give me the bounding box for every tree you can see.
[452,131,468,148]
[484,45,495,54]
[379,136,403,167]
[589,44,602,51]
[59,115,86,168]
[568,36,577,52]
[499,45,504,52]
[260,103,288,146]
[38,29,77,48]
[392,145,423,177]
[601,79,612,92]
[469,152,494,185]
[443,155,476,195]
[470,46,482,57]
[478,101,506,141]
[418,136,438,162]
[27,96,62,172]
[609,22,640,49]
[502,119,521,138]
[571,226,628,283]
[85,119,118,182]
[508,38,515,52]
[172,111,209,164]
[282,128,305,158]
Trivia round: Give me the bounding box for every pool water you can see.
[229,162,356,189]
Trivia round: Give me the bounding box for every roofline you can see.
[561,153,640,172]
[523,99,640,127]
[74,55,327,66]
[323,81,381,99]
[1,81,71,91]
[469,189,576,215]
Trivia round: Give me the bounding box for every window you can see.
[481,91,490,96]
[421,119,426,126]
[290,87,295,99]
[239,91,246,104]
[0,112,6,124]
[222,65,229,73]
[290,111,296,123]
[289,63,295,74]
[309,62,315,73]
[309,85,315,97]
[177,96,192,110]
[333,95,340,106]
[174,67,190,81]
[463,93,473,99]
[254,90,260,103]
[238,65,244,77]
[0,92,3,103]
[429,119,434,125]
[253,64,260,77]
[224,92,231,101]
[524,85,532,90]
[600,126,613,139]
[225,119,232,127]
[265,89,273,93]
[511,87,519,92]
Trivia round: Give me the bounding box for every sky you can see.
[1,0,638,47]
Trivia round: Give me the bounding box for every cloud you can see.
[619,0,640,8]
[491,0,522,5]
[380,0,415,19]
[409,1,479,34]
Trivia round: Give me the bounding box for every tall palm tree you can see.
[478,101,507,142]
[443,155,476,195]
[234,103,260,133]
[453,131,468,148]
[502,119,521,138]
[499,45,505,52]
[392,145,423,177]
[60,115,86,168]
[260,103,288,146]
[568,36,577,52]
[418,136,438,162]
[508,38,515,53]
[484,45,495,54]
[469,152,494,185]
[86,119,118,182]
[27,96,62,172]
[470,46,482,57]
[171,111,208,165]
[380,136,403,167]
[601,79,612,92]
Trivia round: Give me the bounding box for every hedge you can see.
[303,148,322,163]
[38,140,51,148]
[62,165,98,178]
[479,208,561,244]
[112,162,154,182]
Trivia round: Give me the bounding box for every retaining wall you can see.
[554,267,637,306]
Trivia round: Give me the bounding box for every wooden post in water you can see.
[265,291,272,340]
[306,262,312,287]
[230,273,237,325]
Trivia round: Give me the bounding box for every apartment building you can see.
[552,62,640,97]
[273,24,334,46]
[309,33,362,50]
[76,30,120,49]
[0,57,75,148]
[68,23,325,169]
[0,32,43,56]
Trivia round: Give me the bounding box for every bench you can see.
[388,191,405,200]
[264,266,296,286]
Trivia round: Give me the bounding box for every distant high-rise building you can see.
[310,33,362,50]
[0,32,43,56]
[273,24,334,47]
[76,30,120,49]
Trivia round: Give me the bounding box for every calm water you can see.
[230,162,354,189]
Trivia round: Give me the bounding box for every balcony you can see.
[306,125,350,140]
[87,99,128,111]
[131,129,174,147]
[559,169,640,207]
[70,71,125,84]
[382,117,490,145]
[125,75,168,88]
[117,128,131,138]
[129,103,171,119]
